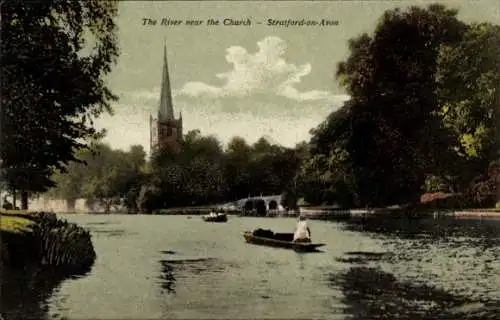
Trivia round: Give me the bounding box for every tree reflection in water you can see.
[344,216,500,244]
[157,257,225,296]
[1,266,87,320]
[331,217,500,319]
[158,260,177,294]
[330,264,499,320]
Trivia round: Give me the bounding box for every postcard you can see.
[1,1,499,319]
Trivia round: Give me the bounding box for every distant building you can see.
[150,42,183,154]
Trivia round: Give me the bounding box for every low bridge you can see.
[221,194,293,216]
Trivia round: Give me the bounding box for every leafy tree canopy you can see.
[1,0,119,208]
[304,3,498,207]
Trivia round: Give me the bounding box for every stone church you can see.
[149,43,183,153]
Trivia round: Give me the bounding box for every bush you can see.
[1,211,96,275]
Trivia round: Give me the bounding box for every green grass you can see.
[0,210,39,233]
[0,215,34,233]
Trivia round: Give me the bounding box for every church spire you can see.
[158,40,175,121]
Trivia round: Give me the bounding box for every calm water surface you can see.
[6,214,500,319]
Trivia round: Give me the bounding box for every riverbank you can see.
[153,206,241,215]
[0,210,96,273]
[300,206,500,220]
[34,203,500,220]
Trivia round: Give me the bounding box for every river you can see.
[2,214,500,319]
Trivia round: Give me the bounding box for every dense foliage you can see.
[0,0,119,209]
[45,133,303,213]
[46,143,147,212]
[301,4,499,208]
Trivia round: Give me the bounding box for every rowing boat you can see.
[202,213,228,222]
[243,229,325,252]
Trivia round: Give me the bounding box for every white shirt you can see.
[293,220,310,241]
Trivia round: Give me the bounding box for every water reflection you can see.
[341,217,500,273]
[88,229,126,237]
[157,257,226,296]
[336,251,388,265]
[82,219,129,237]
[0,266,88,320]
[344,216,500,243]
[296,253,305,270]
[160,250,177,255]
[10,214,498,319]
[158,260,176,294]
[333,217,500,319]
[329,266,495,320]
[84,221,115,226]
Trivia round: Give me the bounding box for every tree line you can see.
[45,133,302,213]
[1,2,498,211]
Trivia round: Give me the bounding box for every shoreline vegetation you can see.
[0,210,96,275]
[1,211,96,318]
[0,211,96,320]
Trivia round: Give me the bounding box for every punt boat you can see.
[243,229,325,252]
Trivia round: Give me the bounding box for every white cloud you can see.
[178,82,222,98]
[177,36,339,102]
[99,36,351,153]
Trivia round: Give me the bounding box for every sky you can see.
[96,0,500,154]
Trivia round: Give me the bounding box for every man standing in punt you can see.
[293,215,311,243]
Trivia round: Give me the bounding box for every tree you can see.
[298,148,356,207]
[435,22,500,191]
[147,130,228,208]
[224,137,252,200]
[46,148,88,207]
[314,4,467,207]
[466,160,499,208]
[47,143,146,213]
[1,0,119,209]
[252,137,280,155]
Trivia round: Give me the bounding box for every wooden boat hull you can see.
[202,214,228,222]
[243,231,324,252]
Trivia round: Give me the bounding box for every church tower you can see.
[150,42,183,154]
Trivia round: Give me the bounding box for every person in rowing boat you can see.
[208,209,217,217]
[293,215,311,243]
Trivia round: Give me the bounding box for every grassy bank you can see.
[1,213,35,233]
[1,210,96,274]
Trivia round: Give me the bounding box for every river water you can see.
[3,214,500,319]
